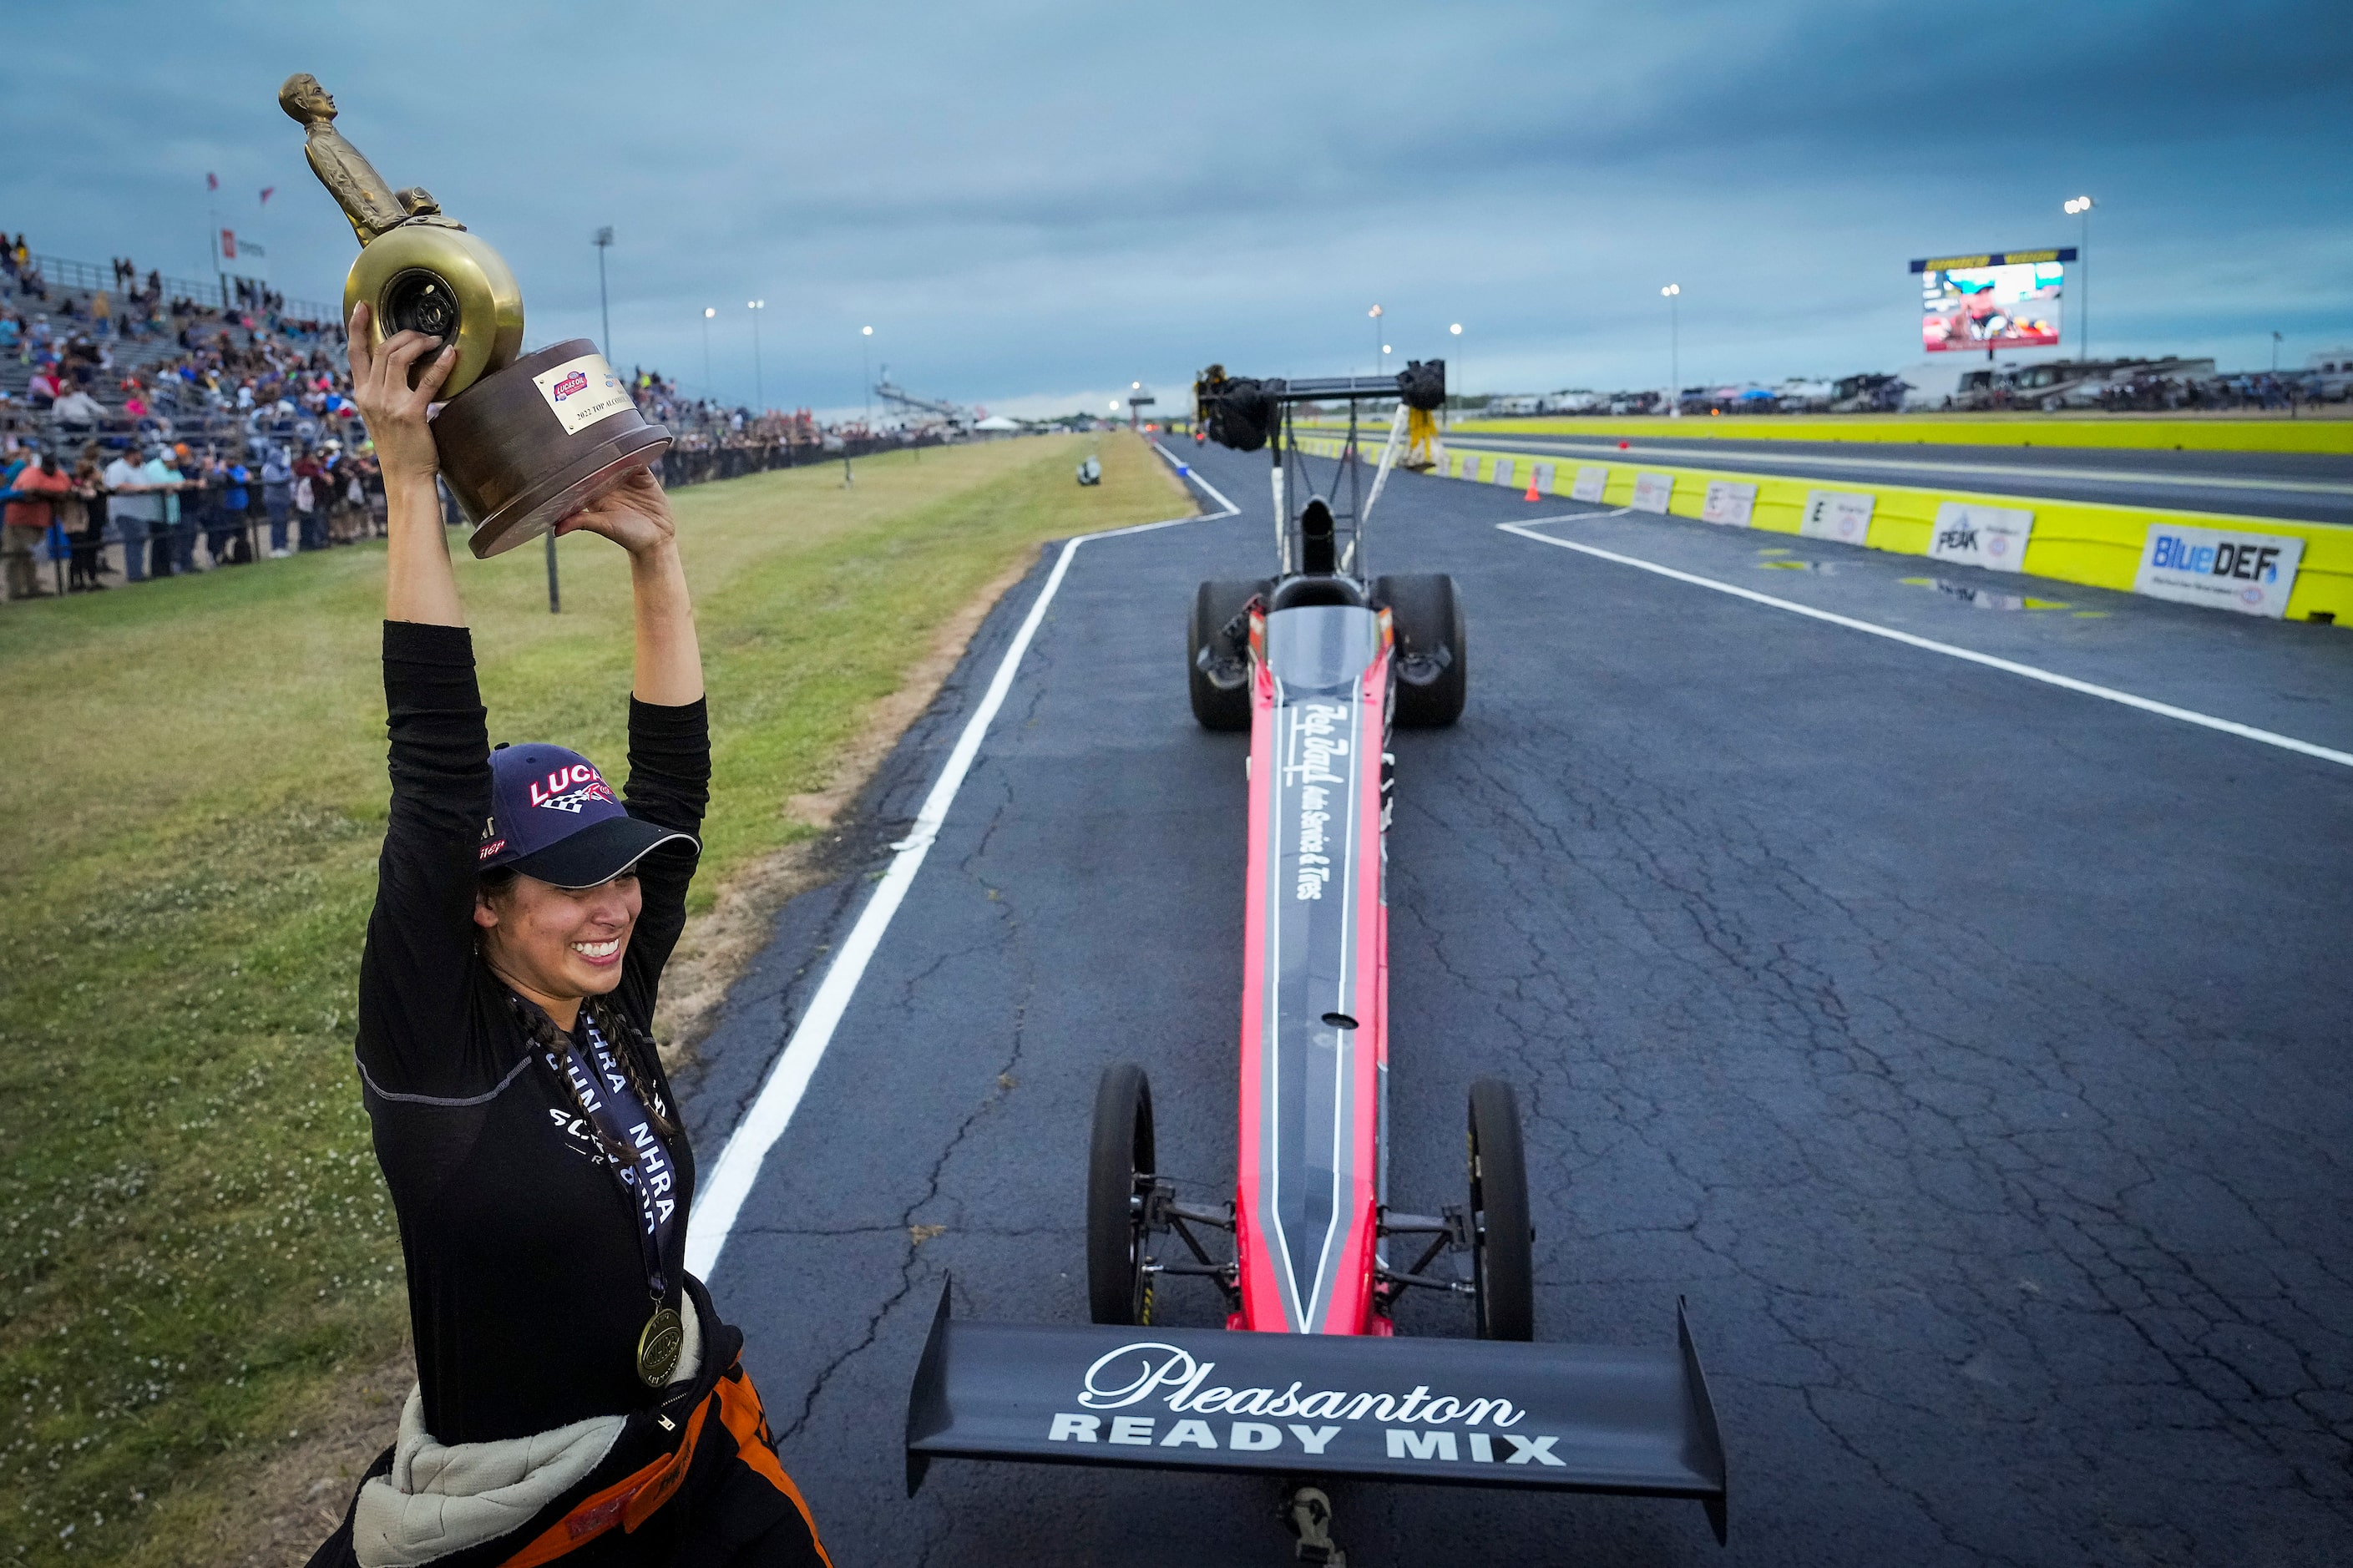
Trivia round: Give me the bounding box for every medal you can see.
[637,1305,685,1387]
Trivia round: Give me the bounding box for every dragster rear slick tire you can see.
[1374,572,1466,727]
[1468,1078,1534,1341]
[1087,1063,1156,1325]
[1188,578,1264,731]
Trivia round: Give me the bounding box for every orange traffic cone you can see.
[1524,473,1542,503]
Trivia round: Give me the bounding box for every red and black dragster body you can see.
[906,367,1727,1548]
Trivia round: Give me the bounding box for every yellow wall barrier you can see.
[1457,413,2353,455]
[1288,435,2350,625]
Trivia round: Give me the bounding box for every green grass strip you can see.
[0,432,1184,1565]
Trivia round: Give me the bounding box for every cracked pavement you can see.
[677,442,2353,1565]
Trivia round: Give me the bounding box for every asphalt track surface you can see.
[678,439,2353,1566]
[1438,430,2353,526]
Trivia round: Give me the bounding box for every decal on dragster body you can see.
[1238,604,1391,1333]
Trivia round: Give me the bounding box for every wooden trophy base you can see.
[432,338,672,559]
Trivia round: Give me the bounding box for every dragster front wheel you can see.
[1468,1078,1535,1341]
[1375,572,1467,728]
[1188,579,1264,731]
[1087,1062,1156,1325]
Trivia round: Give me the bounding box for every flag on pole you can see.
[206,172,219,191]
[259,186,275,206]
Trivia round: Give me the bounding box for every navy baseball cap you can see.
[478,743,698,889]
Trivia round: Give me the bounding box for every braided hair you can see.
[506,990,682,1156]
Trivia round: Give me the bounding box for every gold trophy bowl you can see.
[342,223,524,404]
[286,72,669,559]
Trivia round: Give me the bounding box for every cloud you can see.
[3,0,2346,410]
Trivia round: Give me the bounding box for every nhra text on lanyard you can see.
[553,1014,680,1300]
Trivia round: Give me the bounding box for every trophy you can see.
[281,73,670,558]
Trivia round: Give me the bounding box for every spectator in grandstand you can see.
[261,444,293,556]
[51,386,105,428]
[25,367,59,410]
[3,445,70,600]
[65,450,108,590]
[102,446,157,582]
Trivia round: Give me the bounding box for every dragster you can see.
[906,362,1727,1560]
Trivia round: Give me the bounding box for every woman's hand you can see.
[555,467,676,558]
[346,301,455,482]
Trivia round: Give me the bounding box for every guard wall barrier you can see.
[1289,435,2350,626]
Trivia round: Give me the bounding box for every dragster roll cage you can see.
[1195,361,1445,453]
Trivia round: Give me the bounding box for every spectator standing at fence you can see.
[102,447,155,582]
[164,446,199,575]
[214,453,252,564]
[140,444,184,579]
[3,446,70,600]
[293,447,324,550]
[357,448,386,535]
[261,444,293,557]
[65,451,108,590]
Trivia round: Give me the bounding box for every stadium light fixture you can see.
[2063,196,2096,357]
[747,300,766,412]
[1662,286,1683,416]
[860,326,874,428]
[701,307,716,400]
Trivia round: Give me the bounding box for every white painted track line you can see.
[688,450,1238,1277]
[1500,517,2353,771]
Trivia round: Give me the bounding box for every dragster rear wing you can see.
[1195,362,1446,453]
[904,1283,1728,1543]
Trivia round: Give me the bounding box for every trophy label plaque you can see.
[433,339,670,558]
[533,353,635,435]
[283,73,670,559]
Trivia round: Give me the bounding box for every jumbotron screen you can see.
[1911,248,2075,353]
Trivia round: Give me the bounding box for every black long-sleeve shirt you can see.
[357,620,712,1445]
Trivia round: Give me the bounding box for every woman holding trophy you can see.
[306,308,831,1566]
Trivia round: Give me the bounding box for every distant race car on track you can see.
[906,362,1728,1563]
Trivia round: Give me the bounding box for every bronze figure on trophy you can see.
[281,73,670,558]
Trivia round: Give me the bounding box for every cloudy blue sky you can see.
[6,1,2348,418]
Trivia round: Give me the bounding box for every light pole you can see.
[860,326,873,431]
[1448,321,1463,424]
[2064,195,2094,360]
[1368,304,1383,377]
[2272,330,2283,375]
[747,300,766,412]
[1661,284,1682,417]
[593,227,614,360]
[701,306,715,401]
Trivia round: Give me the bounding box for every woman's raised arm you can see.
[346,301,463,626]
[561,467,704,706]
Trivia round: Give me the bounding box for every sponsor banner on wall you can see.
[1493,458,1516,488]
[1700,481,1757,526]
[1799,489,1875,546]
[1571,465,1609,503]
[1532,462,1555,493]
[2134,524,2304,618]
[1631,473,1675,514]
[1926,502,2033,572]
